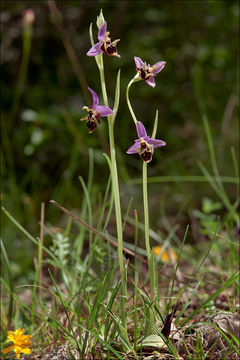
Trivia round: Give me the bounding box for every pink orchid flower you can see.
[134,57,166,87]
[127,121,166,163]
[87,22,120,58]
[82,87,113,133]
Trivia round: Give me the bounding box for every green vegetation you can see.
[1,1,239,359]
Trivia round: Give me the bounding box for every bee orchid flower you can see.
[87,22,120,58]
[81,87,113,133]
[127,121,166,163]
[134,57,166,87]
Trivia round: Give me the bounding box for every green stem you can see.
[108,124,124,274]
[133,209,139,347]
[143,162,155,332]
[142,163,150,260]
[126,73,155,331]
[126,75,140,125]
[98,55,109,108]
[98,58,126,329]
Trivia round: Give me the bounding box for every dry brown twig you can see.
[49,200,177,279]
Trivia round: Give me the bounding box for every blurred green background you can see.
[1,1,239,276]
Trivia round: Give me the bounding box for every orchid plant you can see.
[126,54,166,331]
[81,10,166,340]
[85,12,128,340]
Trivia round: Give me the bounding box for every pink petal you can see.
[94,105,113,117]
[152,61,166,75]
[98,22,107,42]
[86,42,102,56]
[145,76,156,87]
[126,141,140,154]
[136,121,147,138]
[134,56,145,69]
[148,138,166,147]
[88,87,99,106]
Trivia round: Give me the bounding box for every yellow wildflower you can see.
[2,328,32,359]
[154,246,178,262]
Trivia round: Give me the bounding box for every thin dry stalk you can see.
[50,200,147,264]
[47,0,90,103]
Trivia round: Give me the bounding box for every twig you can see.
[50,199,148,265]
[48,0,90,103]
[50,200,172,278]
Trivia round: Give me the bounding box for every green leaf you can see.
[112,69,121,124]
[107,309,136,355]
[202,197,222,214]
[89,23,94,47]
[151,109,159,139]
[139,334,166,349]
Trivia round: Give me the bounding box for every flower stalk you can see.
[88,16,127,332]
[142,162,155,301]
[142,161,156,334]
[126,82,166,334]
[98,53,127,330]
[98,54,109,107]
[126,75,140,125]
